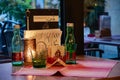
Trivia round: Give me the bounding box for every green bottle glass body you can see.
[12,25,23,66]
[65,23,76,64]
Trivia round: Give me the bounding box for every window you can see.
[36,0,60,9]
[0,0,60,56]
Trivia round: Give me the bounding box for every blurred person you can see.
[83,22,90,37]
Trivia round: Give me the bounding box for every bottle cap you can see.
[14,24,20,29]
[67,23,74,27]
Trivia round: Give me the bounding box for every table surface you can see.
[0,56,120,80]
[84,36,120,46]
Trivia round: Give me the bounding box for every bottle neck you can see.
[13,28,20,36]
[66,26,75,43]
[66,26,74,35]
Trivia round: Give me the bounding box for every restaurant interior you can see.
[0,0,120,80]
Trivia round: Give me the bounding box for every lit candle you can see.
[23,39,36,66]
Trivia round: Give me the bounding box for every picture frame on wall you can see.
[99,15,111,30]
[99,15,111,37]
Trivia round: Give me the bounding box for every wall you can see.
[105,0,120,35]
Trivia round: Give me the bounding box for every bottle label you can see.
[66,51,76,60]
[12,52,22,61]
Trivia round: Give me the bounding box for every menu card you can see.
[47,45,66,68]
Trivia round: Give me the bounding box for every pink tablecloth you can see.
[12,60,118,78]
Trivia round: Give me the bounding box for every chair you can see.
[0,54,11,63]
[84,34,104,58]
[84,48,104,58]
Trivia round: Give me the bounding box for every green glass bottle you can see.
[65,23,76,64]
[12,24,23,66]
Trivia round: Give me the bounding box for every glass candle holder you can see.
[23,38,36,66]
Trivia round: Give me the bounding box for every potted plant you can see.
[0,0,32,26]
[84,0,105,33]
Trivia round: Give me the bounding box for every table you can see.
[91,39,120,58]
[0,56,120,80]
[84,36,120,58]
